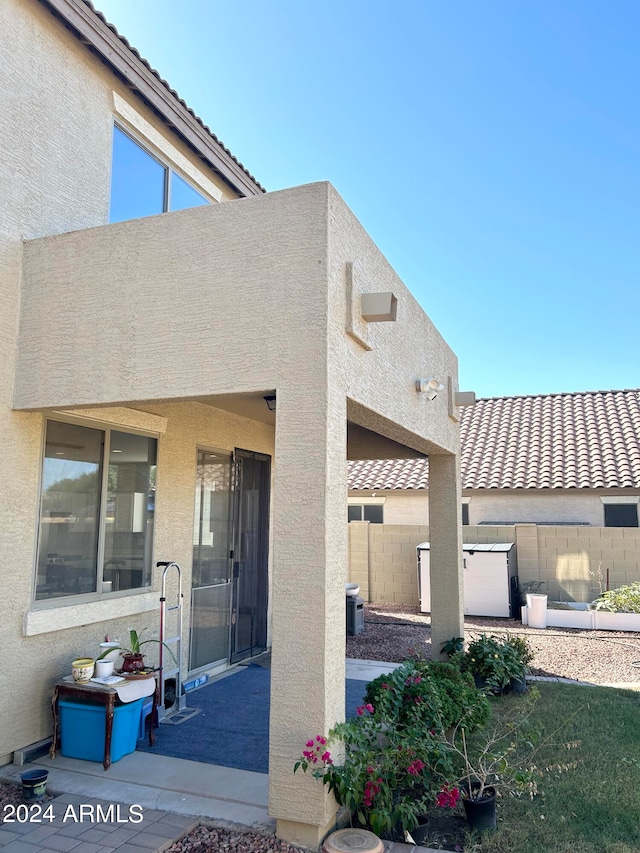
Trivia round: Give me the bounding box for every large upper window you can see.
[35,420,157,601]
[109,125,209,223]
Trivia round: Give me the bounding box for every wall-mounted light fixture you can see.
[416,378,445,400]
[264,394,277,412]
[361,292,398,322]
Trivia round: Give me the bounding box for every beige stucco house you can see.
[1,0,467,845]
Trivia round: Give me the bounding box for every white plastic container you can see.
[526,594,548,629]
[99,641,121,663]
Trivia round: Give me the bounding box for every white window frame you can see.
[111,91,223,210]
[348,497,385,523]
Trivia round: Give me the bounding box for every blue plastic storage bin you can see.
[59,698,143,763]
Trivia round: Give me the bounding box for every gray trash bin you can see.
[346,596,364,636]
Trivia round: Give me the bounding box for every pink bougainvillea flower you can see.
[306,740,314,748]
[436,785,461,809]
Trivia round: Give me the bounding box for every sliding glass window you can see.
[35,420,157,601]
[109,125,209,223]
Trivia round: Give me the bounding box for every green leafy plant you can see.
[460,634,530,693]
[294,704,456,839]
[592,582,640,613]
[440,636,465,657]
[364,659,490,734]
[97,628,176,663]
[506,634,534,668]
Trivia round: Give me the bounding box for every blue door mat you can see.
[137,665,366,773]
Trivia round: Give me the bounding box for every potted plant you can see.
[97,628,175,672]
[294,704,456,841]
[505,635,534,693]
[435,684,582,833]
[456,634,527,694]
[295,656,494,842]
[434,687,542,831]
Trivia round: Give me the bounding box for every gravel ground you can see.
[165,823,307,853]
[3,605,638,850]
[347,602,640,684]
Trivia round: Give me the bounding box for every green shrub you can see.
[592,582,640,613]
[506,634,535,667]
[460,634,530,692]
[364,659,490,734]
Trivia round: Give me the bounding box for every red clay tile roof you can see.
[348,389,640,491]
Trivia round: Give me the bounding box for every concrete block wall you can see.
[530,524,640,601]
[366,523,429,604]
[348,522,640,606]
[348,522,371,600]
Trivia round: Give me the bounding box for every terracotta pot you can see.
[121,653,146,672]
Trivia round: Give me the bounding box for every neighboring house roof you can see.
[349,458,430,491]
[40,0,264,197]
[349,389,640,491]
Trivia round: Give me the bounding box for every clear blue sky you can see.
[100,0,640,399]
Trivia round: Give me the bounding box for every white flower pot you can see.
[95,658,115,678]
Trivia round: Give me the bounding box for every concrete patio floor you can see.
[2,660,429,851]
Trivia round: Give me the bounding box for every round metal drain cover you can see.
[322,828,384,853]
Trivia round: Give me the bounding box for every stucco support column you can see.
[428,453,464,659]
[269,387,347,849]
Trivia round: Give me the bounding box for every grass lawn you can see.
[444,682,640,853]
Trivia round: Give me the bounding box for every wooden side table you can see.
[50,676,158,770]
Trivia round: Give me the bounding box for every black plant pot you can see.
[411,815,430,845]
[463,785,497,831]
[473,673,506,695]
[21,769,49,802]
[510,673,527,694]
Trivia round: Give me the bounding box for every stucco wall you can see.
[327,188,460,458]
[349,488,640,528]
[348,522,640,606]
[0,0,244,762]
[465,490,638,527]
[17,183,461,460]
[16,184,329,410]
[349,491,429,525]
